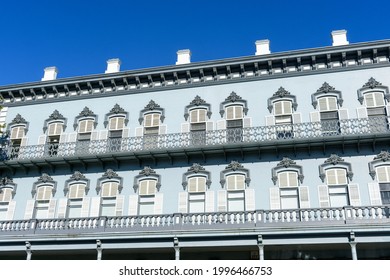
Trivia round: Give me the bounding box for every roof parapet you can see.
[332,30,349,46]
[41,67,58,81]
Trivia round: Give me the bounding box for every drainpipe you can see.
[349,231,358,260]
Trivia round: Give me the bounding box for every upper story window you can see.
[97,169,123,217]
[138,100,165,148]
[73,107,97,142]
[376,165,390,204]
[7,114,29,158]
[43,110,67,156]
[144,113,160,134]
[318,96,338,112]
[364,92,386,108]
[104,104,129,139]
[368,151,390,205]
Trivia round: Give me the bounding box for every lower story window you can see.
[228,191,245,212]
[280,188,299,209]
[189,193,205,213]
[329,185,349,207]
[101,197,116,216]
[380,183,390,204]
[139,195,155,215]
[0,202,8,220]
[68,199,83,218]
[35,200,50,219]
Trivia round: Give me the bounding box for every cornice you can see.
[1,40,390,106]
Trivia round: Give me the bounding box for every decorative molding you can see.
[133,166,162,193]
[0,176,17,198]
[311,82,343,109]
[144,100,160,111]
[104,104,129,128]
[64,171,90,196]
[272,157,304,185]
[7,113,29,135]
[49,110,64,120]
[219,91,248,117]
[32,173,57,198]
[357,77,390,105]
[184,96,212,121]
[43,110,67,133]
[319,154,353,183]
[138,100,165,125]
[96,169,123,195]
[267,87,298,113]
[368,150,390,180]
[78,107,95,117]
[11,114,27,124]
[102,169,119,179]
[38,173,54,183]
[220,161,250,188]
[109,104,126,114]
[73,107,98,130]
[182,163,211,190]
[70,170,86,181]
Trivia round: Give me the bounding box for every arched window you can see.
[100,181,119,216]
[73,107,97,144]
[375,165,390,204]
[0,178,16,221]
[219,161,253,212]
[35,185,54,219]
[7,114,29,159]
[368,151,390,205]
[325,168,349,207]
[278,171,299,209]
[67,183,86,218]
[138,179,157,215]
[39,110,67,156]
[104,104,129,139]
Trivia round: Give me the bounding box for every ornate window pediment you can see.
[267,87,298,113]
[368,151,390,180]
[32,173,57,198]
[64,171,90,196]
[0,177,17,199]
[184,95,212,121]
[133,166,161,193]
[96,169,123,195]
[138,100,165,125]
[319,154,353,183]
[43,110,67,134]
[73,107,98,131]
[219,92,248,118]
[7,114,29,137]
[311,82,343,109]
[220,161,250,188]
[104,104,129,128]
[271,157,304,185]
[357,77,390,105]
[182,163,212,190]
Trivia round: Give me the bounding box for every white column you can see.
[26,242,32,260]
[96,240,103,260]
[258,235,264,260]
[349,231,358,260]
[174,237,180,260]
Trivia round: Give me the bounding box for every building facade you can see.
[0,30,390,260]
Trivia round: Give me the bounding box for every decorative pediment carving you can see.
[78,107,95,117]
[139,166,156,176]
[145,100,160,110]
[324,154,344,165]
[273,87,290,98]
[109,104,126,114]
[316,82,336,93]
[225,91,242,103]
[190,95,207,106]
[102,169,119,179]
[363,77,382,89]
[277,157,296,168]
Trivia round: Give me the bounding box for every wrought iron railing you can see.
[6,116,390,161]
[0,205,389,235]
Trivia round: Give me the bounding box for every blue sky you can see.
[1,0,390,86]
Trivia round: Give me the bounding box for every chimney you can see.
[41,66,58,81]
[331,30,349,46]
[176,49,191,65]
[255,40,271,55]
[105,58,121,74]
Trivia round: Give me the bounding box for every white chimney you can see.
[176,49,191,65]
[255,40,271,55]
[41,66,58,81]
[331,30,349,46]
[105,58,121,74]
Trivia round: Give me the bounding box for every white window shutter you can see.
[244,188,255,211]
[6,201,16,220]
[205,191,215,212]
[91,131,99,141]
[20,137,28,146]
[206,121,213,131]
[24,200,35,219]
[298,186,310,208]
[318,185,330,207]
[121,128,130,138]
[181,123,190,133]
[38,135,47,145]
[81,197,91,217]
[128,195,139,216]
[292,113,302,124]
[356,107,368,119]
[90,197,101,217]
[99,130,108,140]
[348,184,361,206]
[386,105,390,116]
[178,192,188,213]
[338,108,349,120]
[243,117,252,128]
[368,182,382,205]
[57,198,68,218]
[265,115,275,126]
[217,190,227,212]
[310,111,321,122]
[159,125,167,135]
[115,195,125,216]
[154,193,163,214]
[67,132,77,142]
[269,187,281,210]
[59,133,68,143]
[216,120,226,130]
[135,127,143,137]
[48,199,57,218]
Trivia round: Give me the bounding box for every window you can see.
[326,168,349,207]
[138,179,156,215]
[78,119,94,134]
[108,116,125,138]
[365,92,385,108]
[100,182,119,216]
[226,106,243,143]
[190,109,207,145]
[278,172,299,209]
[376,166,390,204]
[9,125,25,159]
[67,183,86,218]
[0,188,12,220]
[226,174,245,211]
[188,176,206,213]
[143,113,160,149]
[274,101,293,139]
[47,122,63,156]
[318,96,340,136]
[365,92,388,133]
[35,185,53,219]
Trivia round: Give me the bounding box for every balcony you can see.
[1,116,389,169]
[0,205,389,237]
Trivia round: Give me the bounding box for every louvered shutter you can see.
[67,132,77,142]
[206,121,213,131]
[115,195,125,216]
[368,182,382,205]
[24,200,35,219]
[269,187,281,210]
[243,117,252,128]
[244,188,255,211]
[318,185,330,207]
[181,123,190,133]
[205,191,215,212]
[217,120,226,130]
[121,128,130,138]
[99,130,108,140]
[38,135,47,145]
[310,111,321,122]
[128,195,139,216]
[81,197,91,217]
[217,190,227,212]
[47,199,57,218]
[89,197,101,217]
[154,193,163,214]
[348,184,361,206]
[6,201,16,220]
[135,127,143,136]
[356,107,368,119]
[178,192,188,213]
[159,125,167,134]
[57,198,68,218]
[298,186,310,208]
[20,137,28,146]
